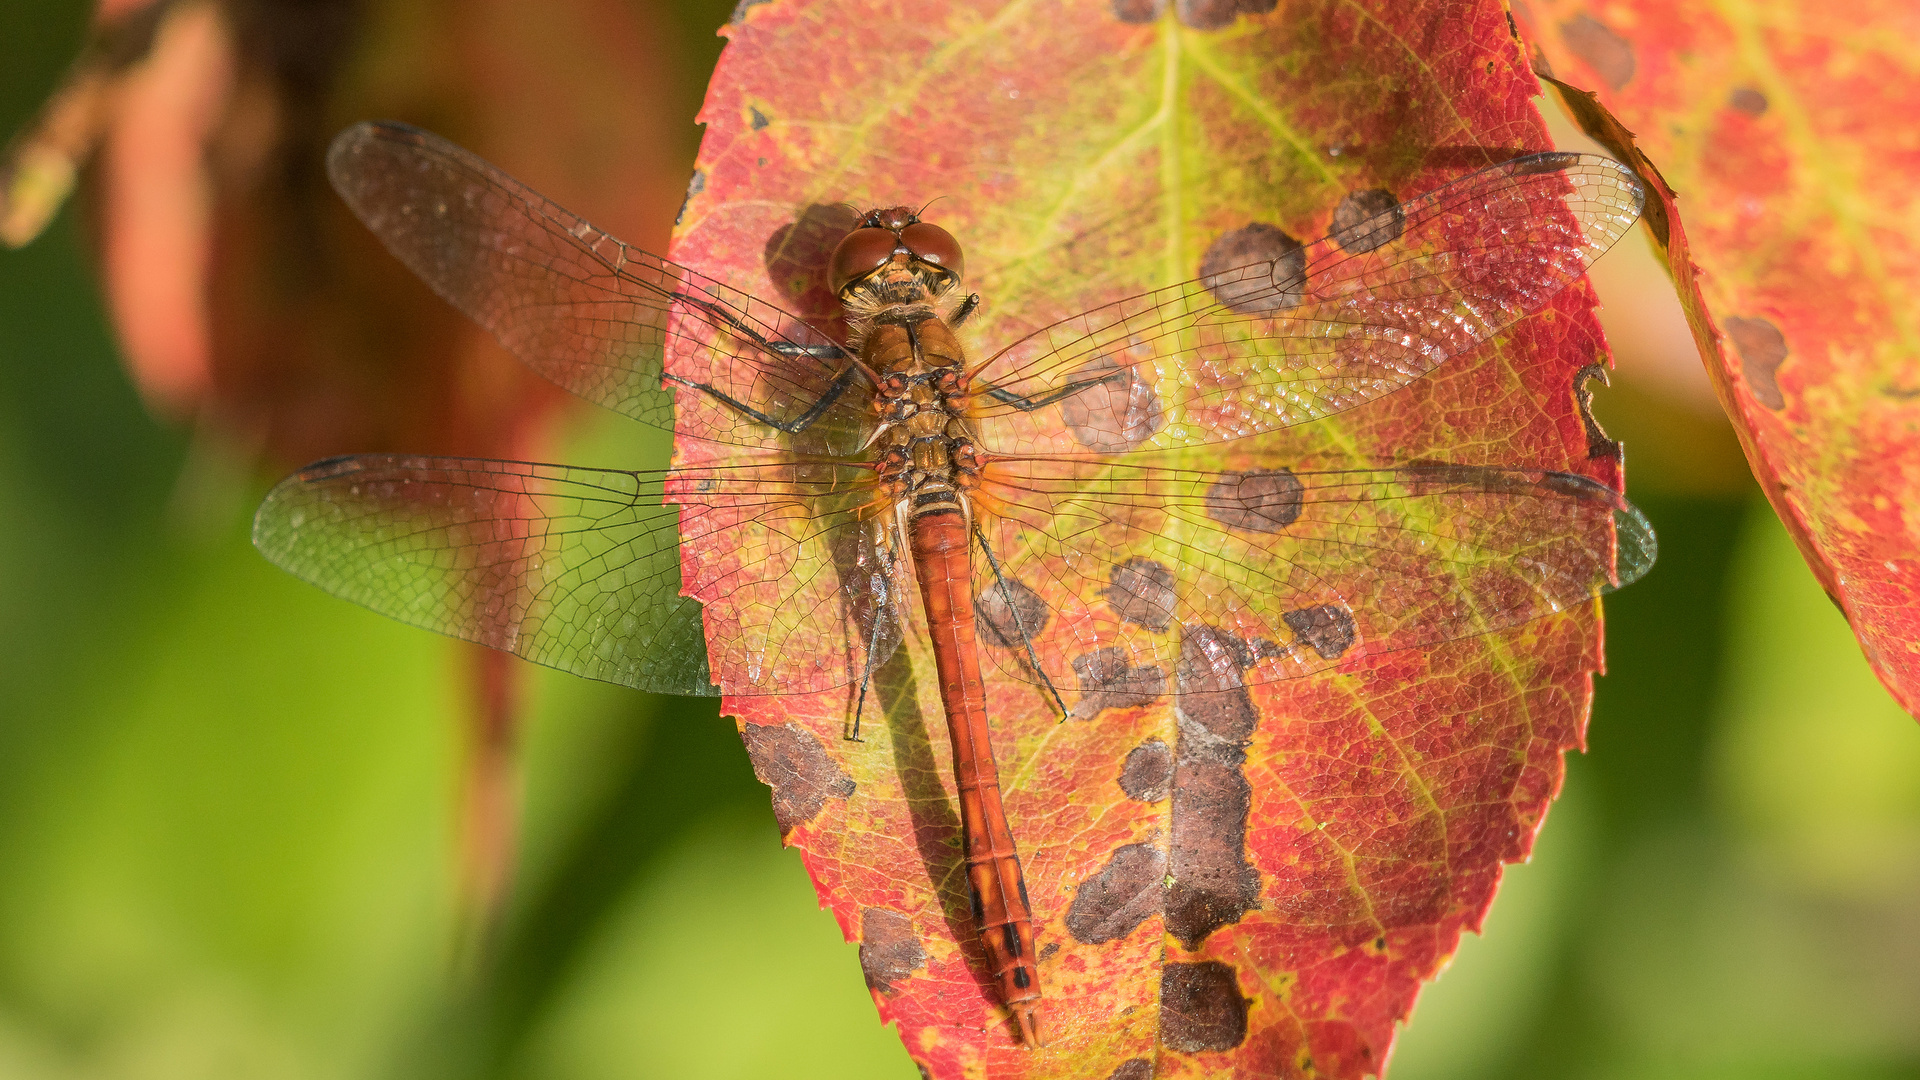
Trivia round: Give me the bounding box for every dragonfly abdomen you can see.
[909,507,1042,1047]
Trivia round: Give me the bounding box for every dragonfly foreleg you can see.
[950,292,981,327]
[980,368,1131,412]
[668,289,851,363]
[662,362,866,435]
[974,524,1068,720]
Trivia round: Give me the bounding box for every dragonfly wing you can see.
[253,454,902,697]
[327,123,875,456]
[969,458,1655,698]
[969,152,1645,456]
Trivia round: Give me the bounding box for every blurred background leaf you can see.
[1,0,1916,1078]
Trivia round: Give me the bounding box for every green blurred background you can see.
[1,2,1916,1079]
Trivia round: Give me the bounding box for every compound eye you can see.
[900,221,964,282]
[829,227,901,294]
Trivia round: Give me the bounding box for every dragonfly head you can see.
[830,205,966,296]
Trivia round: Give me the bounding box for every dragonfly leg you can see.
[662,362,866,435]
[668,289,851,364]
[950,292,982,327]
[978,368,1131,412]
[973,525,1068,719]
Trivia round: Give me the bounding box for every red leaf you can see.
[671,1,1635,1075]
[1518,0,1920,719]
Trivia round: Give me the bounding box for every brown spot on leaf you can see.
[1199,223,1305,313]
[1205,469,1304,533]
[742,722,855,834]
[1104,558,1176,631]
[858,908,925,993]
[1040,941,1060,961]
[1168,628,1261,947]
[1560,13,1635,89]
[1067,842,1166,943]
[1111,0,1164,22]
[1330,188,1404,253]
[1175,0,1275,30]
[1072,648,1168,720]
[1284,604,1356,660]
[1725,315,1788,410]
[1108,1060,1154,1080]
[1119,738,1174,802]
[1160,961,1250,1052]
[1061,359,1165,451]
[978,574,1049,648]
[1729,86,1768,115]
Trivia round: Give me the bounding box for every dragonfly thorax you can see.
[865,317,982,514]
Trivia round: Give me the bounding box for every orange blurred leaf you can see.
[1520,0,1920,719]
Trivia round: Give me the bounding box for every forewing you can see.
[252,454,901,697]
[969,152,1645,456]
[326,122,874,456]
[970,459,1655,699]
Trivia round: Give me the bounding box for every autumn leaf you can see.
[1517,0,1920,720]
[672,1,1634,1076]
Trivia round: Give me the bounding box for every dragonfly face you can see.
[253,123,1658,1049]
[830,204,967,296]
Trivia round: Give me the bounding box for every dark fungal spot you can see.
[1175,0,1274,31]
[1066,842,1166,944]
[674,169,706,226]
[1283,604,1356,661]
[1204,469,1304,533]
[1574,363,1623,460]
[1040,941,1060,961]
[749,106,770,130]
[1725,315,1788,410]
[1330,188,1404,254]
[1111,0,1164,22]
[1560,13,1636,89]
[1160,961,1250,1052]
[1103,558,1176,632]
[978,575,1049,648]
[1119,738,1175,802]
[741,722,855,834]
[1109,1060,1154,1080]
[1167,628,1261,948]
[1061,360,1165,451]
[1729,86,1768,115]
[858,908,926,993]
[1198,223,1306,313]
[1071,648,1167,720]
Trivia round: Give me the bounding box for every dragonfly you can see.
[253,121,1654,1048]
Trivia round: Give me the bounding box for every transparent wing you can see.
[969,458,1655,699]
[252,454,903,697]
[969,152,1646,456]
[327,122,876,456]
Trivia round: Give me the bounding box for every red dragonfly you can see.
[254,122,1653,1047]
